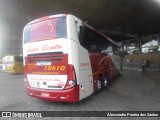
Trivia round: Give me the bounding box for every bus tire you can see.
[97,75,103,91]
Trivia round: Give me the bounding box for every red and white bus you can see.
[23,14,120,102]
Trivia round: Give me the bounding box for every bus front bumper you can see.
[26,85,79,102]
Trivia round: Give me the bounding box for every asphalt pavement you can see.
[0,69,160,120]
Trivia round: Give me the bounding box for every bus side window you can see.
[98,36,113,56]
[79,26,83,43]
[85,27,100,52]
[76,25,90,50]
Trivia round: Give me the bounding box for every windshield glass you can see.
[24,16,67,43]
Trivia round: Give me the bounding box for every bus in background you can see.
[0,60,2,70]
[23,14,120,102]
[5,55,23,74]
[2,56,7,71]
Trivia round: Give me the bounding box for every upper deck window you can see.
[24,16,67,43]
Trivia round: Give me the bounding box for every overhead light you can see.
[155,0,160,3]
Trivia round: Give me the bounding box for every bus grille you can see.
[27,52,63,62]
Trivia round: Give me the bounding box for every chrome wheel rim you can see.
[97,80,101,90]
[104,77,108,87]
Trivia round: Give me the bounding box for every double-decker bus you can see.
[23,14,120,102]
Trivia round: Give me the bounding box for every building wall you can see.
[124,52,160,67]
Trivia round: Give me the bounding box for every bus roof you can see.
[26,14,119,47]
[27,14,67,25]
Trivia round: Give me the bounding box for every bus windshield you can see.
[24,16,67,44]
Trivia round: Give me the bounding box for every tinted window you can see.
[24,17,67,44]
[79,26,118,55]
[15,56,23,62]
[80,27,99,52]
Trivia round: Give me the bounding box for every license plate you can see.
[36,61,51,66]
[41,92,50,97]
